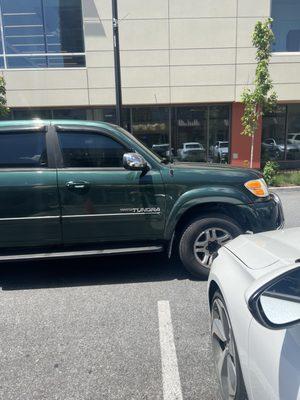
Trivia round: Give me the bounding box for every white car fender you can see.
[208,247,255,397]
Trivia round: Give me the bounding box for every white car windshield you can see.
[185,144,202,149]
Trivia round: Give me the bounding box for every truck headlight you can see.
[244,178,269,198]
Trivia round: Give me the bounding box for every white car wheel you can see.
[211,292,248,400]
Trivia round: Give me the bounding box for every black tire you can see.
[179,214,242,278]
[211,291,248,400]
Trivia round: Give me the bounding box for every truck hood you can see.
[225,227,300,270]
[171,162,261,180]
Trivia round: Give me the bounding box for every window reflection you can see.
[209,106,230,164]
[272,0,300,52]
[5,105,231,164]
[58,132,127,168]
[52,108,88,120]
[262,106,286,163]
[176,107,207,162]
[12,108,52,120]
[0,0,85,69]
[174,106,230,163]
[262,104,300,166]
[0,132,48,168]
[287,105,300,161]
[132,107,170,159]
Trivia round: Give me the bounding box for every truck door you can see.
[0,125,61,250]
[55,125,166,245]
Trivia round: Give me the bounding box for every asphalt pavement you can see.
[0,188,299,400]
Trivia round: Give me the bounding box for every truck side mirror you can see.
[123,153,149,173]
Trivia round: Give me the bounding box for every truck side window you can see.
[58,132,128,168]
[0,132,48,168]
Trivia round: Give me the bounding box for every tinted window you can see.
[0,132,48,168]
[58,132,127,168]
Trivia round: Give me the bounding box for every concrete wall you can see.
[3,0,300,108]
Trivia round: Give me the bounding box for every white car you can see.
[288,133,300,146]
[177,142,206,162]
[210,141,229,163]
[208,228,300,400]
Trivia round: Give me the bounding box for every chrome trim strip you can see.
[0,216,60,222]
[0,246,164,262]
[0,213,162,222]
[63,212,161,218]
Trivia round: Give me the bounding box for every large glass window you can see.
[174,105,230,163]
[262,105,287,163]
[262,104,300,166]
[175,107,208,162]
[52,108,90,120]
[287,104,300,161]
[13,108,52,120]
[272,0,300,52]
[5,105,231,165]
[208,106,230,163]
[58,132,127,168]
[131,107,170,158]
[93,108,131,132]
[0,132,48,168]
[0,0,85,69]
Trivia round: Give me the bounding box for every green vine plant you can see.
[241,18,277,168]
[0,76,9,118]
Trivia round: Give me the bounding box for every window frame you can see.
[0,125,53,170]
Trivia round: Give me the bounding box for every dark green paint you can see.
[0,120,283,252]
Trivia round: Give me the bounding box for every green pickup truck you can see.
[0,120,284,277]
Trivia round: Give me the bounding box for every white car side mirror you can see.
[248,266,300,329]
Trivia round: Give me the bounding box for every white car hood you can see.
[225,227,300,270]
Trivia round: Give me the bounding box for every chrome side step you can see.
[0,245,164,262]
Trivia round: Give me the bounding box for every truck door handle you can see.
[66,181,90,191]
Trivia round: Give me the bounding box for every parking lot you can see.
[0,188,299,400]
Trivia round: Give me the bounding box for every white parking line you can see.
[158,301,183,400]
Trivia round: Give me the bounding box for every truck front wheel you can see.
[179,214,243,278]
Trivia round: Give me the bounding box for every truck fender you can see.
[164,186,250,242]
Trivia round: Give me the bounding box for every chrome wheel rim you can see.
[211,298,238,400]
[193,228,232,268]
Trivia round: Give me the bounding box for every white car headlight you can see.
[244,178,269,198]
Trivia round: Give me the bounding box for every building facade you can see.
[1,0,300,168]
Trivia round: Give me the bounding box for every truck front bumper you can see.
[237,193,285,233]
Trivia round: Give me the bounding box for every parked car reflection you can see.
[210,141,229,163]
[288,133,300,148]
[262,138,300,160]
[177,142,206,162]
[151,143,173,159]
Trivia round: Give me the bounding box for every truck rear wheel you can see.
[179,214,243,278]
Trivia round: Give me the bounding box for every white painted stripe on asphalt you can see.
[158,301,183,400]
